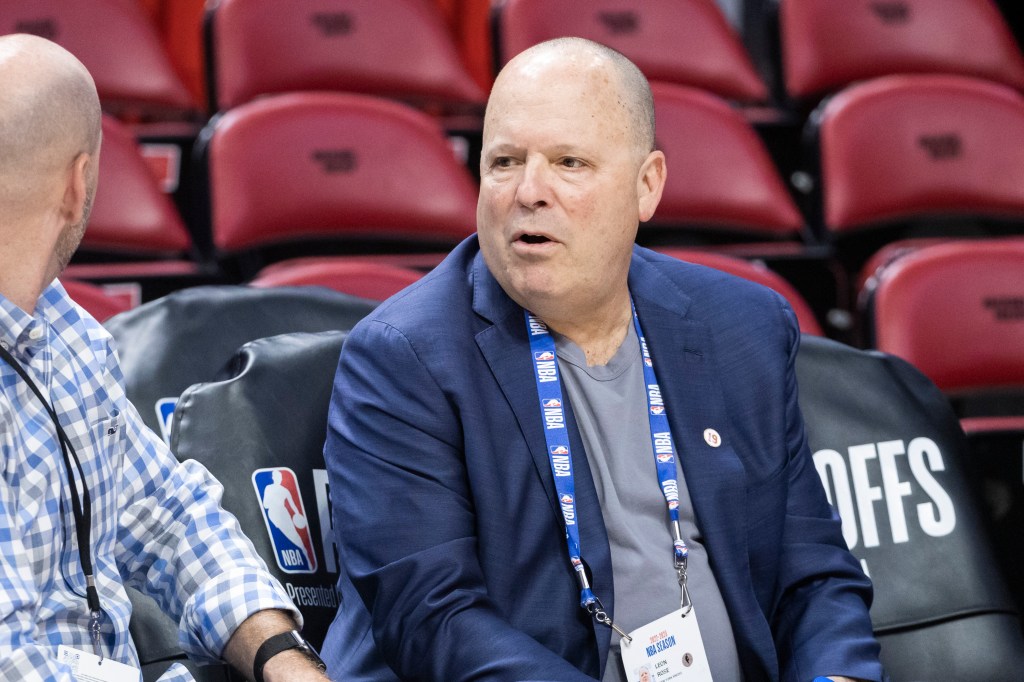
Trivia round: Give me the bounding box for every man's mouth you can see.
[518,234,551,244]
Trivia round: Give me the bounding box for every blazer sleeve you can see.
[771,303,885,682]
[325,317,597,681]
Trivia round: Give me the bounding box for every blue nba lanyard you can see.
[526,302,692,641]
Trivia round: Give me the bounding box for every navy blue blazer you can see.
[322,238,883,682]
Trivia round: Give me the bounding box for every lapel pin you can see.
[703,428,721,448]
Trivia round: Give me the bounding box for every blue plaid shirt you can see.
[0,281,300,681]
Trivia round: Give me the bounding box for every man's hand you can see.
[222,609,329,682]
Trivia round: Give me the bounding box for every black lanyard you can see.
[0,342,103,629]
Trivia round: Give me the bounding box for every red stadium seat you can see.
[208,0,485,112]
[871,240,1024,393]
[60,279,135,322]
[83,116,194,259]
[868,239,1024,616]
[649,83,804,241]
[654,248,822,335]
[202,92,478,266]
[62,116,207,304]
[813,75,1024,242]
[250,258,424,301]
[0,0,196,120]
[780,0,1024,102]
[496,0,768,104]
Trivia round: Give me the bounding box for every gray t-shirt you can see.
[555,322,743,682]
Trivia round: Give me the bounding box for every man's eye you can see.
[493,157,514,168]
[559,157,584,169]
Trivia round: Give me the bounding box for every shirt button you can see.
[28,326,43,340]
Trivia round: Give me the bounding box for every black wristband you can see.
[253,630,326,682]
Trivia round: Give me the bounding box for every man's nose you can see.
[514,156,552,209]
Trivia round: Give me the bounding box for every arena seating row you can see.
[9,3,1024,318]
[7,1,1023,119]
[59,74,1024,339]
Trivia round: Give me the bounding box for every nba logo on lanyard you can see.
[252,467,318,573]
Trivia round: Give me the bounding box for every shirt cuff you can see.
[178,567,301,664]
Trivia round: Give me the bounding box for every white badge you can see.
[57,646,141,682]
[619,608,713,682]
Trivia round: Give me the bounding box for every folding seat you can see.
[646,84,847,330]
[79,116,195,261]
[207,0,485,113]
[495,0,769,104]
[250,258,424,301]
[778,0,1024,105]
[648,83,804,243]
[197,92,479,277]
[805,74,1024,273]
[62,115,207,303]
[865,239,1024,621]
[0,0,196,120]
[653,248,822,335]
[796,335,1024,680]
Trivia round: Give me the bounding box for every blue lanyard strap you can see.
[631,302,692,614]
[526,313,595,606]
[526,302,692,634]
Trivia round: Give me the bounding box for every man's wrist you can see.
[261,648,329,682]
[254,630,326,682]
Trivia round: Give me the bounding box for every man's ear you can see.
[61,152,92,226]
[637,150,666,223]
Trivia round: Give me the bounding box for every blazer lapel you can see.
[471,252,614,669]
[630,255,775,678]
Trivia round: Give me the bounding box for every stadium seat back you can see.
[250,258,424,301]
[170,331,348,650]
[209,0,484,110]
[780,0,1024,101]
[650,83,803,239]
[796,335,1024,680]
[496,0,768,102]
[870,240,1024,393]
[203,92,478,256]
[107,287,373,676]
[86,116,193,257]
[814,75,1024,235]
[105,285,375,438]
[0,0,195,118]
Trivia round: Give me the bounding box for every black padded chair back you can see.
[105,285,375,439]
[795,335,1024,681]
[105,286,370,681]
[170,331,348,651]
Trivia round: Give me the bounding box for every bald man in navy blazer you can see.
[322,38,883,682]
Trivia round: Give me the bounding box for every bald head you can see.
[0,34,101,206]
[487,37,656,158]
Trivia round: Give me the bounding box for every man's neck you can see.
[541,294,633,367]
[0,221,55,314]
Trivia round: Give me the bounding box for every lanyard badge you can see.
[526,303,692,642]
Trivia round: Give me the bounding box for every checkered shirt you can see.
[0,281,300,681]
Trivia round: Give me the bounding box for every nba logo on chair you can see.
[252,467,318,573]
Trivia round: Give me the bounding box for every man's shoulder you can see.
[45,280,116,361]
[632,246,788,314]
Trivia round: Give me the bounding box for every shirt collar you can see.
[0,279,64,356]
